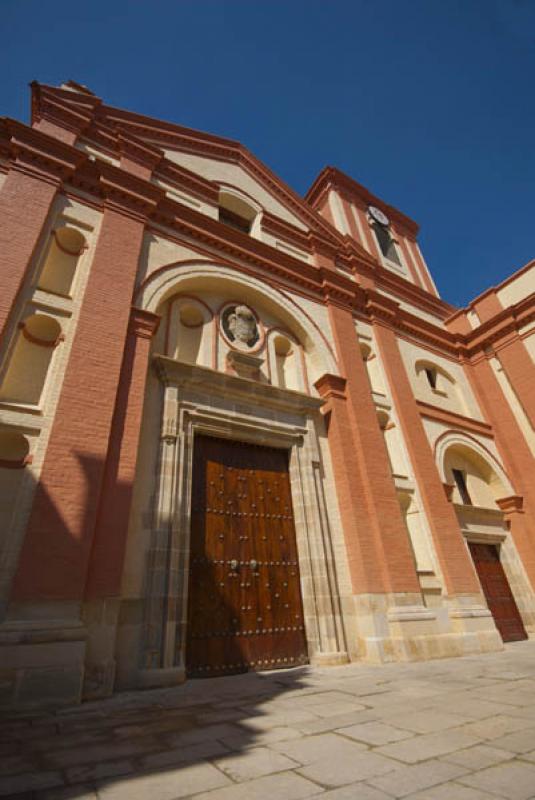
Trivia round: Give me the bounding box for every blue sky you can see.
[2,0,534,308]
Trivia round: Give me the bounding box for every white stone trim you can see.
[140,357,349,682]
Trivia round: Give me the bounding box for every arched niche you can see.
[360,341,385,395]
[436,432,514,509]
[377,409,407,477]
[0,314,63,406]
[136,262,337,386]
[0,431,32,553]
[397,489,435,574]
[165,295,213,367]
[38,226,86,297]
[0,430,31,468]
[267,330,304,392]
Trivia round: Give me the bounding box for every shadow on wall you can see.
[0,433,143,713]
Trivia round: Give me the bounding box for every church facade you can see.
[1,81,534,710]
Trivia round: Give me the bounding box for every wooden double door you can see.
[469,542,527,643]
[186,435,308,677]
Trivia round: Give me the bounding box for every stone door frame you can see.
[139,356,348,686]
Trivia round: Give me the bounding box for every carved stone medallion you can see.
[221,304,260,349]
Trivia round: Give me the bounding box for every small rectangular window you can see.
[425,368,437,389]
[452,468,472,505]
[373,223,401,266]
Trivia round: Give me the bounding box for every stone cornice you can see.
[153,355,324,414]
[67,157,164,220]
[416,400,493,437]
[41,82,340,245]
[30,82,96,137]
[129,307,161,339]
[0,117,87,184]
[463,293,535,356]
[11,91,530,370]
[154,159,219,205]
[117,132,163,170]
[314,373,347,401]
[261,211,313,253]
[496,495,524,514]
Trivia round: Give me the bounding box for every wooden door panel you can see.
[469,542,527,643]
[186,436,308,677]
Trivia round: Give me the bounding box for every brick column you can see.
[372,318,482,598]
[471,291,535,429]
[468,355,535,588]
[80,307,159,697]
[0,169,58,340]
[10,208,146,606]
[494,342,535,430]
[85,307,160,599]
[322,302,422,596]
[314,374,386,594]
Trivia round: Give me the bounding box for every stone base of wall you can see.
[350,592,504,664]
[0,624,86,711]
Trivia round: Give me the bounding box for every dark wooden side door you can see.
[186,435,308,677]
[469,542,527,642]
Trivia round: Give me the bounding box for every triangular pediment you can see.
[31,82,341,245]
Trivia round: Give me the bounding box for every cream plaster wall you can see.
[522,331,535,365]
[467,309,481,330]
[497,263,535,307]
[397,338,483,419]
[328,191,349,236]
[164,150,308,231]
[137,232,208,285]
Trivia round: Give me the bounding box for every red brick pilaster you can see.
[319,302,421,596]
[469,289,535,430]
[0,170,58,340]
[372,314,481,596]
[84,307,160,599]
[315,373,386,593]
[11,208,146,603]
[472,290,502,322]
[467,356,535,587]
[494,342,535,430]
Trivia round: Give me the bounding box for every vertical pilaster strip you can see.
[494,342,535,431]
[0,169,58,340]
[84,307,160,599]
[372,313,482,597]
[10,208,146,604]
[314,373,386,594]
[318,303,422,596]
[467,355,535,587]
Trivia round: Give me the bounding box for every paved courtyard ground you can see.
[3,641,535,799]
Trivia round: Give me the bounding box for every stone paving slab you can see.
[457,760,535,799]
[2,640,535,799]
[366,759,469,797]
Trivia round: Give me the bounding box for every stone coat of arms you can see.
[222,304,259,349]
